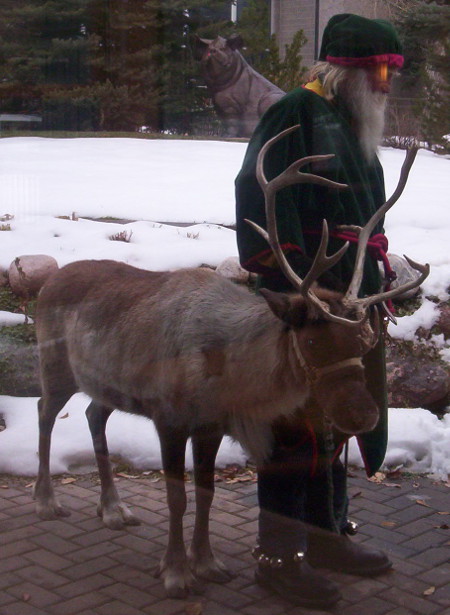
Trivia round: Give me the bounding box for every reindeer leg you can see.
[154,424,204,599]
[188,428,233,583]
[34,392,74,519]
[85,401,140,530]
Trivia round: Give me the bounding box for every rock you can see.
[436,303,450,339]
[215,257,251,284]
[380,253,422,301]
[8,255,58,297]
[386,344,449,411]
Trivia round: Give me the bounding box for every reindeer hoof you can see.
[165,577,205,599]
[155,563,205,598]
[188,552,234,584]
[36,501,71,520]
[97,502,141,530]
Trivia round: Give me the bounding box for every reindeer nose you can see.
[333,402,379,435]
[321,383,380,436]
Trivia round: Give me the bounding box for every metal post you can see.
[314,0,320,60]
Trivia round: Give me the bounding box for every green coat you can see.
[235,85,388,475]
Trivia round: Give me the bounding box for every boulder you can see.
[386,344,449,411]
[8,255,58,297]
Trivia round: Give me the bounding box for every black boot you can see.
[253,548,341,609]
[307,532,392,576]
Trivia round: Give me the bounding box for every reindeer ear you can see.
[260,289,309,327]
[227,34,244,50]
[191,35,212,59]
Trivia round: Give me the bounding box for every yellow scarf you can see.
[303,78,325,98]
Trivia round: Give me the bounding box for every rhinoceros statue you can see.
[193,34,285,138]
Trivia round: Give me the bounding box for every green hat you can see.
[319,13,404,68]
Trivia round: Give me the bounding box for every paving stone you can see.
[381,587,444,614]
[16,565,69,590]
[46,591,109,615]
[101,582,156,608]
[6,581,62,608]
[0,572,22,591]
[0,602,50,615]
[23,548,75,571]
[60,555,120,580]
[0,468,449,615]
[410,546,450,568]
[96,600,152,615]
[418,563,450,587]
[53,574,114,598]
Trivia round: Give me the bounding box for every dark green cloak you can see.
[235,85,388,475]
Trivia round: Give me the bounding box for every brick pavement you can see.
[0,469,449,615]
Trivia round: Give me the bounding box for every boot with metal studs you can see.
[252,545,341,609]
[307,521,392,576]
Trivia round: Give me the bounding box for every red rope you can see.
[305,228,396,313]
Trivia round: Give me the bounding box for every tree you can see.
[389,0,450,152]
[236,0,307,93]
[0,0,94,115]
[0,0,308,134]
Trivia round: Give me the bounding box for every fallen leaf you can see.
[423,586,436,596]
[185,602,203,615]
[368,472,386,484]
[415,499,431,508]
[58,413,69,419]
[351,491,362,499]
[383,482,401,488]
[116,472,140,479]
[437,511,450,515]
[382,521,397,528]
[23,594,31,602]
[25,482,35,489]
[434,524,449,530]
[0,485,8,489]
[61,477,77,485]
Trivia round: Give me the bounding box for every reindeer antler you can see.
[245,126,430,325]
[343,147,429,306]
[246,125,357,325]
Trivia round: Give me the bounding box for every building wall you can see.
[272,0,392,67]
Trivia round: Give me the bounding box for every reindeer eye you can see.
[307,339,314,346]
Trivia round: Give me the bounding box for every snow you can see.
[0,137,449,480]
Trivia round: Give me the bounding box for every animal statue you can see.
[193,34,285,138]
[33,127,428,599]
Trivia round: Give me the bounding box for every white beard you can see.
[340,70,387,163]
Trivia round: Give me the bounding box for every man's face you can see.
[366,63,397,94]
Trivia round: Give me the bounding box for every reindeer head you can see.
[246,125,429,435]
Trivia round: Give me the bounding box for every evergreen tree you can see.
[392,0,450,152]
[0,0,308,133]
[0,0,93,115]
[236,0,307,92]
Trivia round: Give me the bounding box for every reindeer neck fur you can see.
[184,278,312,463]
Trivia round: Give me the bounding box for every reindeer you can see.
[33,127,428,598]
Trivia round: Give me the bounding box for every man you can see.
[235,13,403,609]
